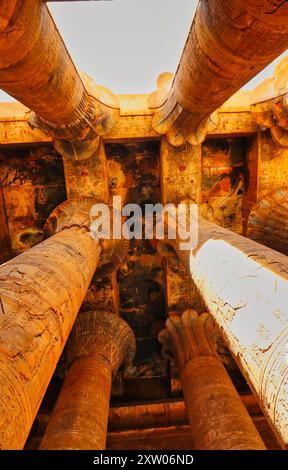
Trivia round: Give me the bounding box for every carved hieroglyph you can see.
[149,0,288,146]
[40,311,136,450]
[163,216,288,447]
[159,310,266,450]
[0,1,119,158]
[0,198,102,449]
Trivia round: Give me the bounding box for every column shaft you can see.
[182,356,263,450]
[0,199,101,449]
[0,1,88,139]
[40,356,112,450]
[159,311,266,450]
[165,216,288,447]
[175,0,288,117]
[151,0,288,145]
[0,0,119,147]
[40,311,136,450]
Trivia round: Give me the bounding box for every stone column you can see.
[0,197,101,449]
[159,214,288,447]
[0,1,119,158]
[159,310,266,450]
[150,0,288,146]
[40,311,136,450]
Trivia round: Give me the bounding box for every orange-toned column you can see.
[0,197,101,449]
[159,310,266,450]
[40,311,136,450]
[162,215,288,447]
[0,0,119,153]
[151,0,288,146]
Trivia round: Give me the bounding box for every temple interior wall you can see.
[0,130,286,450]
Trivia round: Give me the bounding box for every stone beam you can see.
[0,1,119,159]
[108,395,264,431]
[26,394,280,449]
[149,0,288,146]
[160,215,288,447]
[0,197,101,449]
[0,101,259,146]
[40,311,135,450]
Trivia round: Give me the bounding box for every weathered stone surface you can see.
[0,101,259,146]
[160,138,201,205]
[0,188,11,264]
[201,139,245,234]
[40,311,135,450]
[0,1,119,159]
[248,188,288,255]
[106,142,169,395]
[150,0,288,145]
[251,57,288,148]
[0,146,66,255]
[0,198,101,449]
[159,310,266,450]
[62,142,109,202]
[244,133,288,254]
[166,216,288,447]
